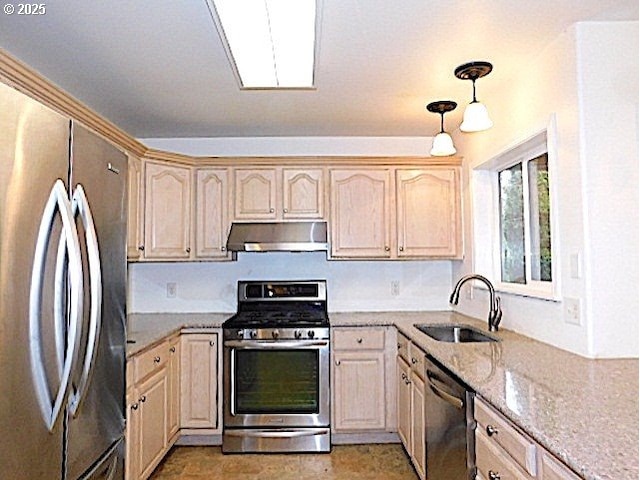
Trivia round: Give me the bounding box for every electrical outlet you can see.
[391,281,400,297]
[166,282,177,298]
[564,297,581,325]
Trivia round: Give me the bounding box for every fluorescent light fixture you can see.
[208,0,318,88]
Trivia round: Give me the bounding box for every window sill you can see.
[474,283,560,302]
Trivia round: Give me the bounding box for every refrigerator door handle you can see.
[29,180,84,431]
[69,184,102,416]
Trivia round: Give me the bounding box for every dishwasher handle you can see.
[426,370,464,410]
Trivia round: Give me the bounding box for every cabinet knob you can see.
[486,425,499,437]
[221,246,226,251]
[335,360,341,366]
[138,245,145,251]
[269,208,275,213]
[170,346,176,353]
[154,356,161,363]
[209,340,215,347]
[411,357,417,364]
[399,246,404,252]
[186,247,191,253]
[404,378,411,385]
[488,471,501,480]
[384,246,390,251]
[356,338,363,344]
[139,395,146,403]
[283,208,288,213]
[131,403,139,411]
[401,372,407,380]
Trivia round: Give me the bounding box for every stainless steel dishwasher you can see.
[424,356,476,480]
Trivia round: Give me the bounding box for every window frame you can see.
[473,118,561,301]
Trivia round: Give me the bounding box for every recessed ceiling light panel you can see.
[208,0,318,89]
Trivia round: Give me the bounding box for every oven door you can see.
[223,339,330,428]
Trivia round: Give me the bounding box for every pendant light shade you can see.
[431,132,457,157]
[455,61,493,133]
[460,101,493,132]
[427,101,457,157]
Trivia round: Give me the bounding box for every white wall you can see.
[577,22,639,356]
[452,21,638,358]
[141,136,433,157]
[128,253,452,313]
[130,135,454,314]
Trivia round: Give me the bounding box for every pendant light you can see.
[427,100,457,157]
[455,61,493,132]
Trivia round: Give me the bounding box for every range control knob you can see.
[250,329,258,339]
[307,330,315,339]
[294,330,303,339]
[272,330,280,339]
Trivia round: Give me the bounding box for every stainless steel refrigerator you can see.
[0,81,127,479]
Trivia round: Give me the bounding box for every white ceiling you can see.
[0,0,636,138]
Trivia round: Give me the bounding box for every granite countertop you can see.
[127,310,638,480]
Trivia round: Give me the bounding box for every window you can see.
[471,121,558,300]
[498,153,552,287]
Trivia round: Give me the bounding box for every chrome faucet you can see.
[449,274,502,332]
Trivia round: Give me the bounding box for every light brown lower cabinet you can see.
[331,327,397,434]
[396,333,426,480]
[126,335,177,480]
[180,332,219,430]
[474,396,580,480]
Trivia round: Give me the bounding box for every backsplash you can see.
[128,252,453,313]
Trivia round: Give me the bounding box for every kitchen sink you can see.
[415,324,499,343]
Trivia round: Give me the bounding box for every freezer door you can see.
[66,123,127,480]
[0,82,71,478]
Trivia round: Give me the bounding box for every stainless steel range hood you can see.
[226,221,329,252]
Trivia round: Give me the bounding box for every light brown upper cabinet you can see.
[127,153,144,260]
[330,169,392,258]
[233,167,325,221]
[330,166,462,259]
[396,168,462,258]
[143,161,192,259]
[195,168,230,259]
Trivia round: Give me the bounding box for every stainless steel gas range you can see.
[222,280,330,453]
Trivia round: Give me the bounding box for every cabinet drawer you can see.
[408,343,426,378]
[333,328,385,350]
[135,341,169,383]
[475,397,537,476]
[540,452,580,480]
[397,332,410,361]
[476,430,533,480]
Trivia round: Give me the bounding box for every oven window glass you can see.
[234,349,319,414]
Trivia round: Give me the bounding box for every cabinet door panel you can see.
[396,168,461,258]
[411,374,426,479]
[167,339,180,440]
[234,169,277,219]
[195,168,229,258]
[330,169,391,258]
[282,168,324,219]
[138,368,168,479]
[181,334,218,429]
[396,357,412,449]
[333,351,386,431]
[144,162,191,258]
[127,154,143,260]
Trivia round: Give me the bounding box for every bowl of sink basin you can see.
[414,324,500,343]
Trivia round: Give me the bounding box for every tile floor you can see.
[150,444,419,479]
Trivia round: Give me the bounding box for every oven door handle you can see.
[224,340,329,349]
[225,429,330,439]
